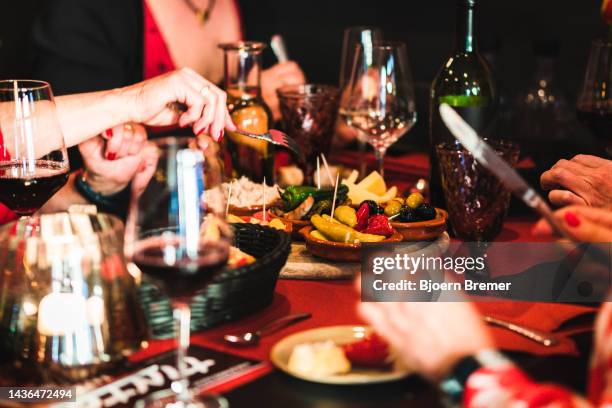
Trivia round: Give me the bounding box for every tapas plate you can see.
[270,325,411,385]
[300,226,403,262]
[390,208,448,241]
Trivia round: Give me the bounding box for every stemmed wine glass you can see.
[0,80,69,217]
[339,26,383,177]
[576,39,611,158]
[125,136,232,408]
[339,26,383,90]
[339,42,417,177]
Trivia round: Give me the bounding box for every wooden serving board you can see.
[279,233,451,281]
[279,243,360,280]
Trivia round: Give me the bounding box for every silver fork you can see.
[168,102,303,160]
[232,128,303,161]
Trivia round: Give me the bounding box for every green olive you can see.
[384,200,403,217]
[406,192,424,209]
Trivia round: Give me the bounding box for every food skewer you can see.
[320,153,334,186]
[263,177,267,223]
[316,156,321,189]
[330,173,340,219]
[225,180,234,217]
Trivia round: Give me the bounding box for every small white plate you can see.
[270,325,412,385]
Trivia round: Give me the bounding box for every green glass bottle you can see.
[428,0,497,208]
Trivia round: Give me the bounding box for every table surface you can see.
[131,215,595,408]
[131,152,590,406]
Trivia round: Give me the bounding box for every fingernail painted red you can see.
[106,152,116,161]
[105,128,113,138]
[564,211,580,227]
[218,130,224,141]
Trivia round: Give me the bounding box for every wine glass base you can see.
[135,389,229,408]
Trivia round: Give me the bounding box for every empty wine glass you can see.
[576,39,611,157]
[339,26,383,177]
[339,26,383,89]
[339,42,417,177]
[126,136,232,408]
[0,80,69,217]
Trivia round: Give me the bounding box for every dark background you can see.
[0,0,607,153]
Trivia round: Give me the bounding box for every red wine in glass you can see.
[0,161,68,216]
[133,240,229,299]
[0,80,70,216]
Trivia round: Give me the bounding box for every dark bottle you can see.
[428,0,497,208]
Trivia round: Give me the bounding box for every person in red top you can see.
[359,204,612,407]
[0,68,235,224]
[33,0,305,123]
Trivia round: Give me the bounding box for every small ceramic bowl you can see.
[229,212,294,235]
[228,204,264,217]
[269,213,312,240]
[390,208,448,241]
[300,226,403,262]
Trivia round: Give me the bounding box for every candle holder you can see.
[0,211,147,385]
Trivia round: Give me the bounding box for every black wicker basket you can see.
[138,224,291,338]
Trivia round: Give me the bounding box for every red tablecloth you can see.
[132,218,596,373]
[131,151,595,391]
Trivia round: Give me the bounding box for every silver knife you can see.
[438,103,571,240]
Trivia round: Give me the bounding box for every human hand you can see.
[79,123,148,195]
[540,155,612,209]
[261,61,306,120]
[121,68,236,141]
[532,205,612,242]
[358,301,493,381]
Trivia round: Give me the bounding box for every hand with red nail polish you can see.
[564,211,580,228]
[533,205,612,242]
[79,123,151,196]
[116,68,235,138]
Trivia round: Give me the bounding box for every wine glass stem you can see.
[374,148,386,178]
[357,139,368,178]
[173,301,192,403]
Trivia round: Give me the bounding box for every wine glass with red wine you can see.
[577,40,612,158]
[125,136,232,408]
[0,80,69,217]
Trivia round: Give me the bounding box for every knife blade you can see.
[438,103,570,240]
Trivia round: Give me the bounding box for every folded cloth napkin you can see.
[475,301,598,356]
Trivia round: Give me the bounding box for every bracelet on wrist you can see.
[74,170,131,218]
[439,349,512,406]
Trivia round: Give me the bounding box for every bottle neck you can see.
[223,50,262,98]
[455,0,477,53]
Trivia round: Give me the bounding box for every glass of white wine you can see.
[339,41,417,177]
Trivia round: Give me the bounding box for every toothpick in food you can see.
[320,153,334,186]
[330,173,340,219]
